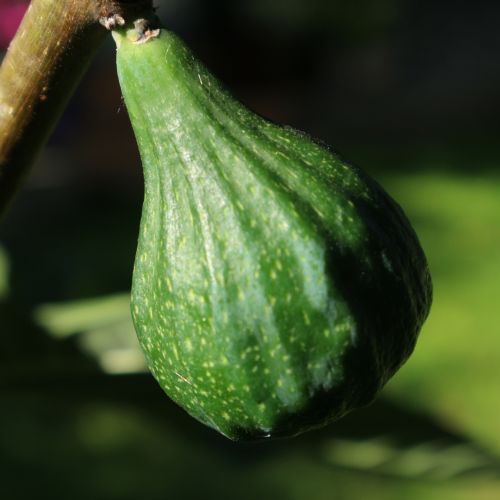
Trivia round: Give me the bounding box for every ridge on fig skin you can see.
[113,27,432,441]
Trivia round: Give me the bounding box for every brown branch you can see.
[0,0,153,215]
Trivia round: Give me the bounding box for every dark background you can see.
[1,1,500,498]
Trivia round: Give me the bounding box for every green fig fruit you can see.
[113,21,432,441]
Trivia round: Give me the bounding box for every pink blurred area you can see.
[0,1,28,49]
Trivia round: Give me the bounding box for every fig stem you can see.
[0,0,153,216]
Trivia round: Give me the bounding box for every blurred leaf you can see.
[381,172,500,458]
[78,322,146,374]
[0,244,9,300]
[323,437,500,480]
[34,293,131,337]
[34,294,146,374]
[257,458,500,500]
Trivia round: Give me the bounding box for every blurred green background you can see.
[1,0,500,498]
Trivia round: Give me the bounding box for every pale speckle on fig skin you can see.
[115,27,432,440]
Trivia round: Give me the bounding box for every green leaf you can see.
[0,244,9,300]
[34,294,131,338]
[34,294,146,374]
[323,436,500,480]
